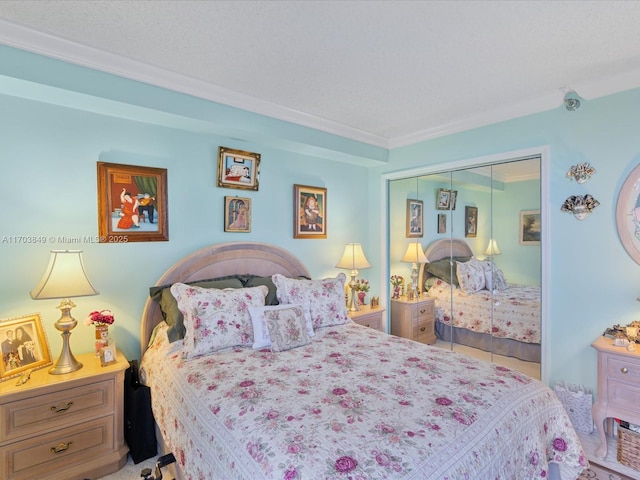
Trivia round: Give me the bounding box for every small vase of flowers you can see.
[354,279,370,305]
[85,310,115,354]
[390,275,404,299]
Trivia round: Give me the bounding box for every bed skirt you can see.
[435,322,541,363]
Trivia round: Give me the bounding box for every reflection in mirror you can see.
[389,158,541,379]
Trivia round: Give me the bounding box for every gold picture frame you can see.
[217,146,261,190]
[0,313,52,381]
[99,343,117,367]
[224,196,252,232]
[294,184,326,239]
[465,206,478,238]
[406,199,423,238]
[520,209,541,245]
[97,162,169,243]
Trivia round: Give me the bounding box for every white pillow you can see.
[170,283,268,359]
[484,267,508,291]
[249,303,314,350]
[272,273,350,329]
[265,305,312,352]
[456,260,485,294]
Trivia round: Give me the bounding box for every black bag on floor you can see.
[124,359,157,464]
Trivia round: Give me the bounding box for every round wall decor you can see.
[616,163,640,265]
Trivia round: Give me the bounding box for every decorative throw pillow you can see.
[484,267,509,291]
[248,303,314,349]
[265,305,312,352]
[272,273,350,329]
[456,260,486,294]
[170,283,268,359]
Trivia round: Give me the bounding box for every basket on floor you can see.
[617,426,640,471]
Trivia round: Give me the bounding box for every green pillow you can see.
[424,256,471,286]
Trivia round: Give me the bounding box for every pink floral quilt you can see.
[427,279,541,344]
[141,321,585,480]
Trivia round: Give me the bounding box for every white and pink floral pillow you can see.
[170,283,268,359]
[456,260,486,294]
[248,303,314,350]
[264,305,312,352]
[272,273,350,329]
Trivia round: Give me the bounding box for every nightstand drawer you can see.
[2,416,114,480]
[1,379,114,443]
[607,379,640,408]
[353,315,382,331]
[606,356,640,382]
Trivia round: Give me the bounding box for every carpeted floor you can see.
[578,462,637,480]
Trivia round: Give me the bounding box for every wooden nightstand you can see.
[390,296,436,344]
[0,350,129,480]
[591,336,640,459]
[349,305,385,332]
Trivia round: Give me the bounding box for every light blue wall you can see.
[0,46,384,361]
[380,88,640,393]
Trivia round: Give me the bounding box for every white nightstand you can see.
[390,296,436,344]
[0,350,129,480]
[349,305,385,332]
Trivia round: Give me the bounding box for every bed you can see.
[419,238,541,363]
[139,241,585,479]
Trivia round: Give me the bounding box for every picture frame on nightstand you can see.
[99,343,118,367]
[0,313,51,381]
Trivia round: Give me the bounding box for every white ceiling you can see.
[1,0,640,151]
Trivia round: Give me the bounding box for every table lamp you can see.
[401,242,427,298]
[484,238,502,257]
[336,243,371,312]
[30,250,98,374]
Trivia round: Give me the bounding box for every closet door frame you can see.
[380,146,550,383]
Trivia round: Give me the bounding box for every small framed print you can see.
[436,188,450,210]
[294,184,326,239]
[217,146,261,190]
[406,199,423,238]
[520,209,541,245]
[97,162,169,243]
[0,313,51,380]
[224,196,251,232]
[99,343,117,367]
[465,206,478,238]
[437,214,447,234]
[449,190,458,210]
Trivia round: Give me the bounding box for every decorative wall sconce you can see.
[561,194,600,220]
[567,163,596,183]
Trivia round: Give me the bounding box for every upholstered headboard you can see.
[140,242,311,355]
[418,238,473,291]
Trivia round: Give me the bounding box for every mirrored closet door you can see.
[388,157,541,379]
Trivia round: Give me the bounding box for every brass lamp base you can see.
[49,299,83,375]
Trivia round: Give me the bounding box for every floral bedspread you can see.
[427,279,541,344]
[140,321,585,480]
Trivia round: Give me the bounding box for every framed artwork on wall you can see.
[406,199,423,238]
[0,313,51,381]
[437,214,447,234]
[97,162,168,243]
[224,196,251,232]
[465,206,478,238]
[616,163,640,265]
[436,188,450,210]
[519,209,541,245]
[294,184,326,239]
[217,146,261,191]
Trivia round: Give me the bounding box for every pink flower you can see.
[335,456,358,473]
[84,309,115,326]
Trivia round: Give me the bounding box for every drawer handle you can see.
[621,367,629,374]
[420,327,426,332]
[365,323,370,327]
[419,309,426,314]
[51,401,73,413]
[50,442,72,454]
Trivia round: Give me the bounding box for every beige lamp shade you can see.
[336,243,371,270]
[401,242,427,264]
[31,250,99,299]
[484,239,502,256]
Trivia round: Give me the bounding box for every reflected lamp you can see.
[336,243,371,312]
[401,242,427,298]
[30,250,98,374]
[484,239,502,256]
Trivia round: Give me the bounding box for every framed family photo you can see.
[0,313,51,380]
[406,199,423,238]
[465,206,478,238]
[97,162,169,243]
[224,196,252,233]
[520,209,541,245]
[294,184,326,239]
[217,146,261,191]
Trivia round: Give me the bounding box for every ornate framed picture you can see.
[616,163,640,265]
[465,206,478,238]
[436,188,450,210]
[224,196,251,232]
[97,162,168,243]
[406,199,423,238]
[294,184,326,239]
[519,209,541,245]
[217,146,260,190]
[0,313,52,380]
